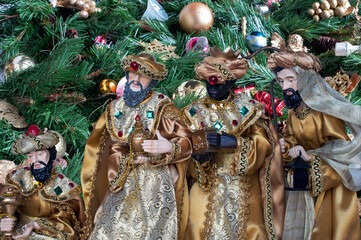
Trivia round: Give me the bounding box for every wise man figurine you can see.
[0,125,84,240]
[268,51,361,240]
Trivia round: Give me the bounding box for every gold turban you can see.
[12,128,59,154]
[194,47,249,84]
[121,53,168,81]
[267,51,322,72]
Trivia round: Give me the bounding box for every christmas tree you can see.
[0,0,360,197]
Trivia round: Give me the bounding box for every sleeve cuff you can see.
[194,159,214,191]
[309,154,324,197]
[35,219,67,240]
[149,139,180,167]
[231,137,251,176]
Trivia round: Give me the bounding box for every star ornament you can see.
[139,39,179,61]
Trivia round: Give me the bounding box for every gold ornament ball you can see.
[76,0,85,8]
[308,9,315,15]
[320,0,330,10]
[321,10,331,19]
[313,15,320,21]
[328,9,334,16]
[335,6,346,17]
[99,79,117,95]
[89,0,96,7]
[312,2,320,10]
[83,3,90,10]
[4,54,36,78]
[179,2,214,34]
[329,0,338,8]
[79,10,89,18]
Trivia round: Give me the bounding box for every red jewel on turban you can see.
[130,61,139,71]
[208,76,218,85]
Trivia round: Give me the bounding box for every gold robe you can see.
[81,91,191,239]
[183,93,281,240]
[0,167,84,240]
[283,108,361,240]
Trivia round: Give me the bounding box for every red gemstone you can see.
[208,76,218,85]
[26,125,40,136]
[249,100,256,104]
[118,131,123,137]
[14,198,17,200]
[158,94,164,99]
[11,170,16,174]
[58,174,64,179]
[116,96,120,99]
[69,182,74,188]
[200,122,205,127]
[24,167,30,171]
[232,120,238,126]
[130,61,139,71]
[135,115,140,120]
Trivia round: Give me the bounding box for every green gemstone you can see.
[129,126,134,133]
[147,111,154,119]
[240,106,249,116]
[54,186,63,196]
[189,107,197,117]
[213,122,223,131]
[115,111,123,119]
[20,180,24,187]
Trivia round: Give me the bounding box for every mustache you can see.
[31,161,47,168]
[282,88,296,94]
[129,81,142,87]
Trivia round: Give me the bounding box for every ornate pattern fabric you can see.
[206,169,250,240]
[182,92,264,136]
[91,164,177,239]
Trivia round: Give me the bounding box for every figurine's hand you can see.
[142,130,172,154]
[1,217,15,232]
[13,221,40,239]
[289,145,310,162]
[208,132,237,148]
[133,155,149,164]
[280,138,285,153]
[192,152,213,164]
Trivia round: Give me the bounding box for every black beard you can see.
[283,88,302,109]
[30,157,54,183]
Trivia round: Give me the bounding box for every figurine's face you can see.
[276,68,298,92]
[26,150,50,169]
[206,80,233,101]
[128,72,152,92]
[276,68,303,109]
